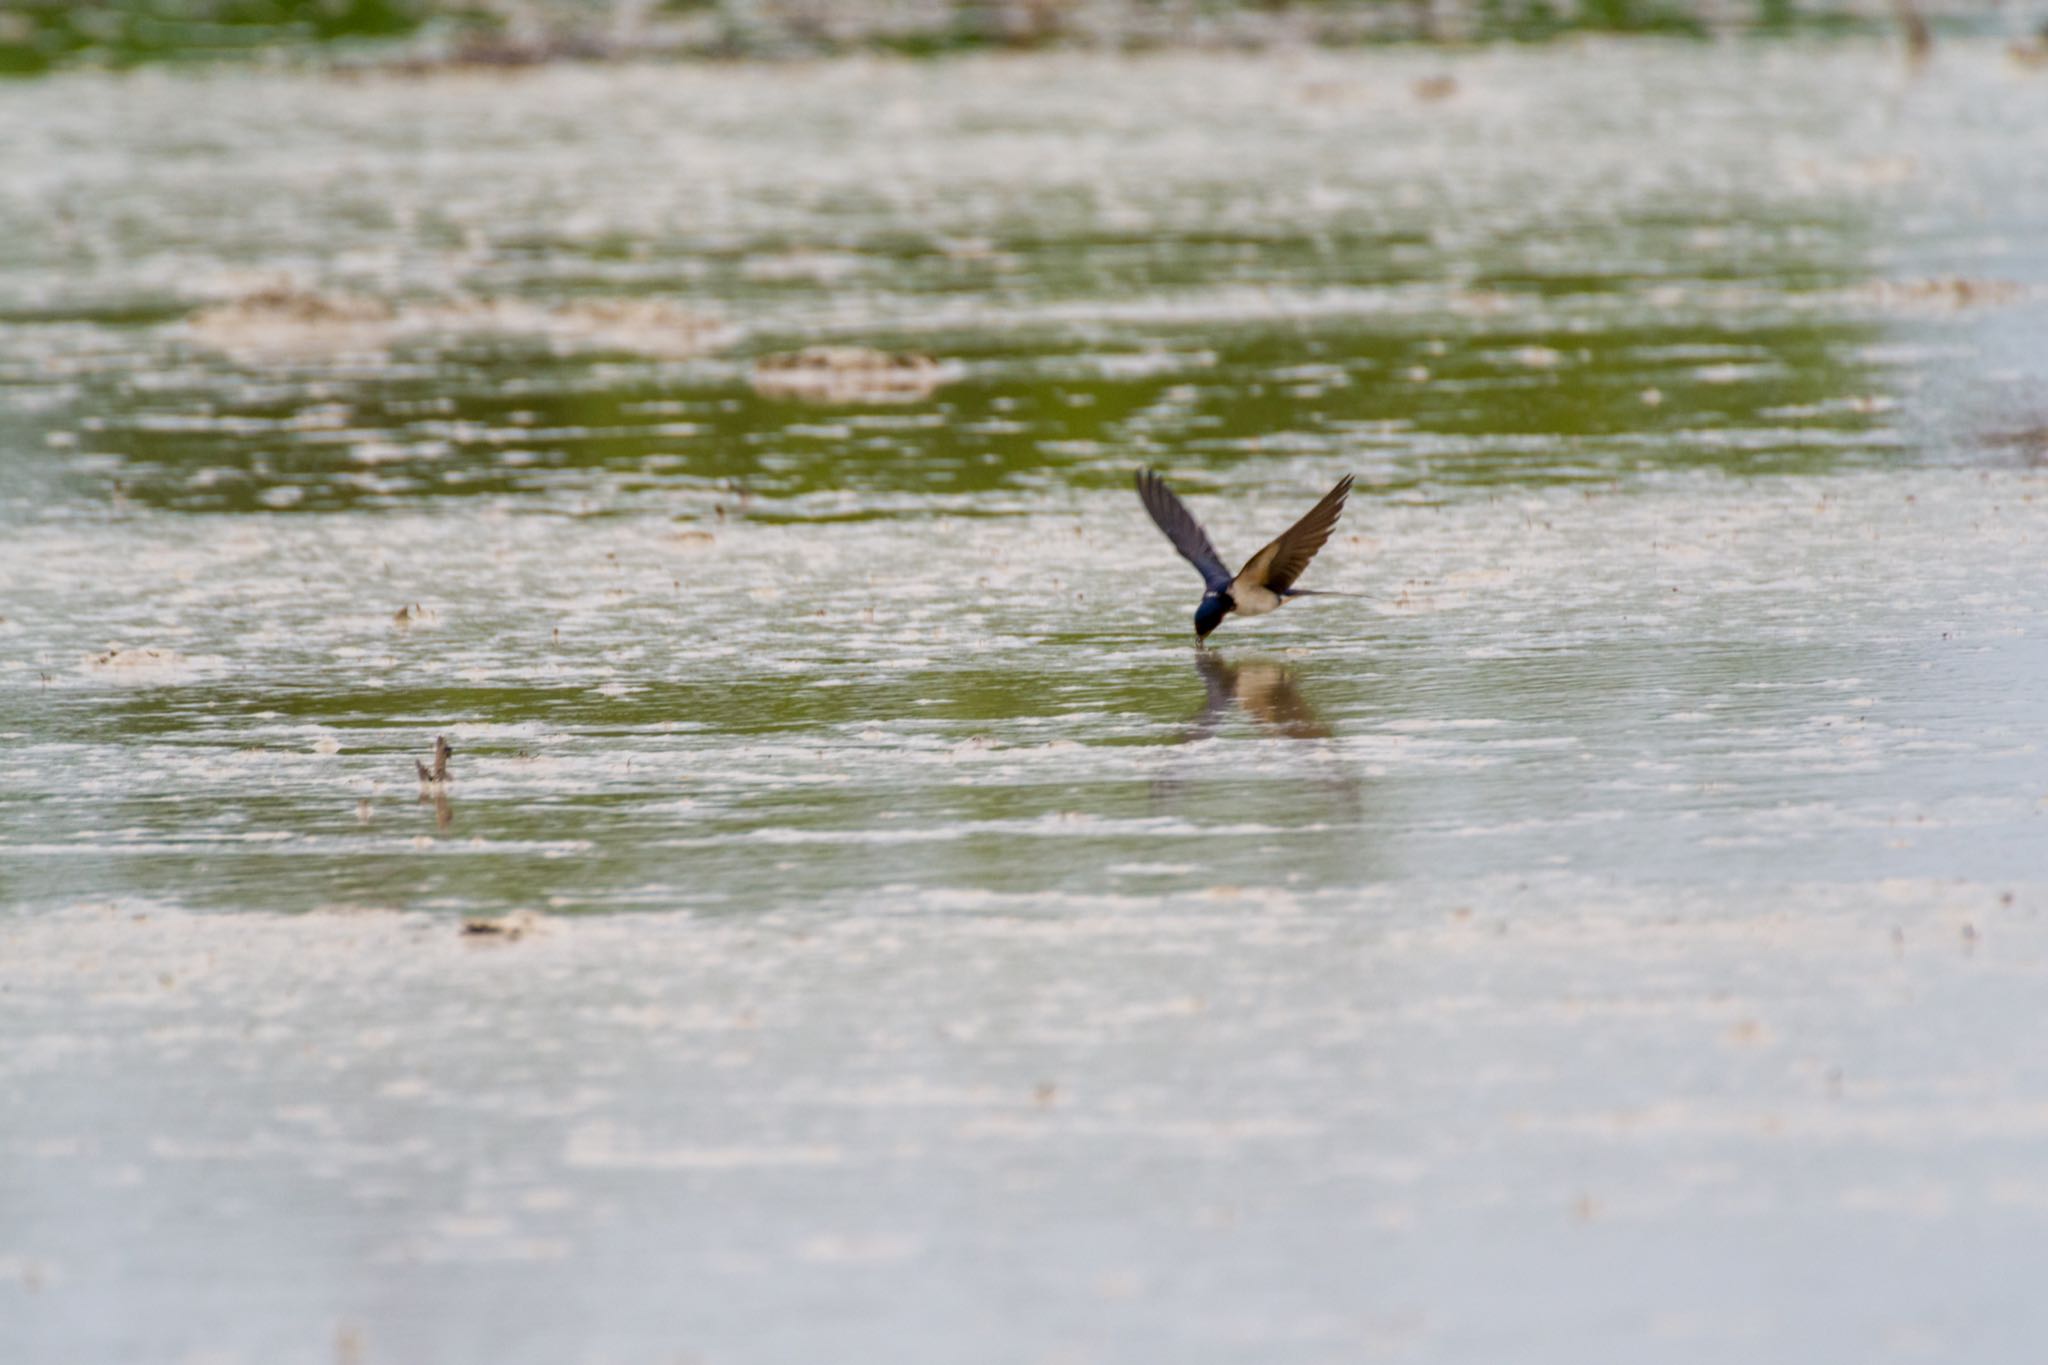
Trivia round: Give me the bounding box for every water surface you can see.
[5,41,2048,1365]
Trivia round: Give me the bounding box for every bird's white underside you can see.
[1230,578,1282,616]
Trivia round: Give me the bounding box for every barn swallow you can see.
[1136,469,1355,641]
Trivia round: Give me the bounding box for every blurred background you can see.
[0,0,2038,72]
[7,6,2048,1365]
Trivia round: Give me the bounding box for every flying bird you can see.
[1135,468,1355,642]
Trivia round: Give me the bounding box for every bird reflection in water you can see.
[1151,651,1363,817]
[1187,650,1331,742]
[421,787,453,831]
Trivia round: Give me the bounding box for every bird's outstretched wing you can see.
[1234,474,1354,594]
[1136,469,1233,593]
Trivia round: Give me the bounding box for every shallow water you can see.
[6,40,2048,1364]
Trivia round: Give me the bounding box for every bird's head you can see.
[1193,592,1232,642]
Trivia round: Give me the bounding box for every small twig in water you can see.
[415,735,454,789]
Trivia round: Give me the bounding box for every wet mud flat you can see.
[5,38,2048,1365]
[9,462,2048,1362]
[6,868,2048,1364]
